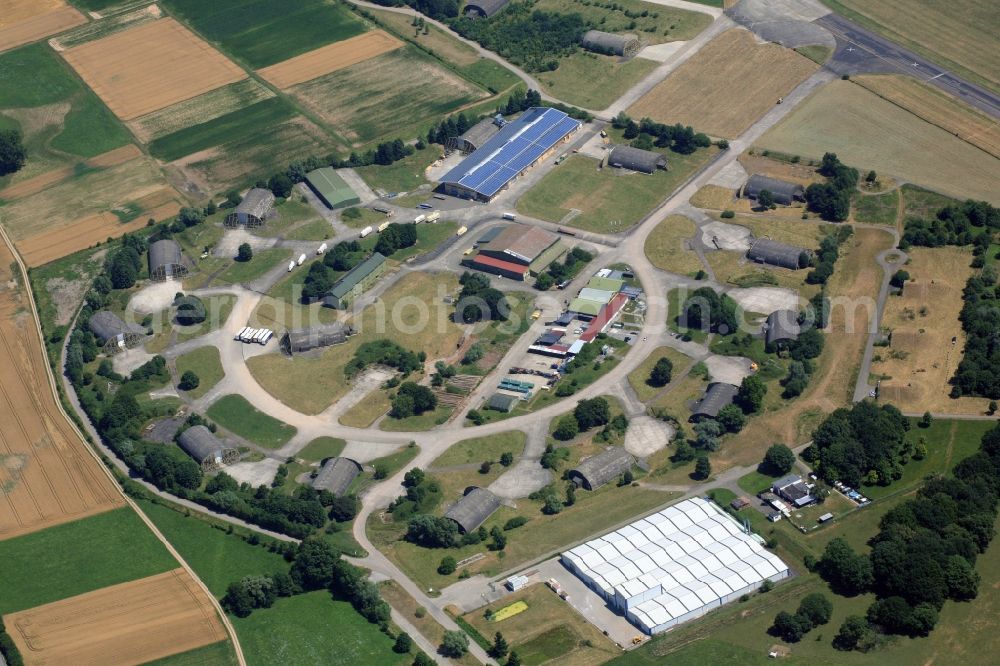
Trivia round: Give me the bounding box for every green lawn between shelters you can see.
[161,0,366,69]
[207,394,297,449]
[175,346,225,398]
[517,149,718,233]
[431,431,527,467]
[0,508,177,614]
[217,248,293,285]
[297,437,347,463]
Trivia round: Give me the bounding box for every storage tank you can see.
[360,226,373,238]
[297,253,306,265]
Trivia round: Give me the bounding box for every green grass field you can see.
[518,149,718,232]
[538,51,658,110]
[233,591,408,666]
[627,346,695,403]
[355,145,442,193]
[0,508,177,614]
[852,189,899,225]
[380,405,454,432]
[161,0,366,69]
[136,499,289,596]
[175,346,225,398]
[147,97,297,161]
[900,183,959,219]
[207,395,297,449]
[217,248,293,285]
[0,43,129,187]
[140,641,239,666]
[431,431,527,467]
[297,436,347,463]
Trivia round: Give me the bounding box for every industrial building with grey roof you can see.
[747,238,807,270]
[177,425,238,471]
[569,447,635,491]
[607,145,667,174]
[581,30,641,57]
[692,383,739,420]
[765,310,800,348]
[312,457,363,496]
[225,188,274,228]
[285,323,352,354]
[148,239,187,282]
[445,487,502,533]
[741,175,805,205]
[447,116,503,154]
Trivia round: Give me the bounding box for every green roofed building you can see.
[323,253,387,309]
[568,298,605,317]
[488,392,519,412]
[305,167,361,210]
[587,276,625,293]
[528,241,565,276]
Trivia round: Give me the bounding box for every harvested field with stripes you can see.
[3,568,228,666]
[0,0,85,53]
[61,18,246,120]
[0,237,123,541]
[49,2,161,50]
[853,74,1000,159]
[258,30,404,89]
[627,29,817,138]
[126,79,275,143]
[0,144,141,201]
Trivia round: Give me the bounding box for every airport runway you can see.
[816,13,1000,120]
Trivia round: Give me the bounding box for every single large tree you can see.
[648,357,673,387]
[0,129,27,176]
[763,443,796,476]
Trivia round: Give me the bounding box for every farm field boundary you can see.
[0,144,141,201]
[50,2,161,50]
[258,30,404,89]
[61,18,247,120]
[3,568,229,666]
[0,2,86,53]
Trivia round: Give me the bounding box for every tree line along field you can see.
[757,79,1000,205]
[627,28,818,138]
[160,0,367,69]
[822,0,1000,95]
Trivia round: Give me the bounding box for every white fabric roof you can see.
[562,497,790,633]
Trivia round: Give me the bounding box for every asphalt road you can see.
[816,13,1000,120]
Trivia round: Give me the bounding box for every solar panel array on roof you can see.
[441,108,581,199]
[561,497,789,634]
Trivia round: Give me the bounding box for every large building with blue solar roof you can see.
[439,107,581,202]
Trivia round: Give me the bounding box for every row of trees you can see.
[613,113,712,155]
[952,264,1000,398]
[346,340,425,378]
[901,200,1000,249]
[806,225,853,285]
[821,421,1000,649]
[805,152,859,222]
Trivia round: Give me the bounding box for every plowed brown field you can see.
[4,568,228,666]
[61,18,247,120]
[627,29,817,138]
[258,30,404,88]
[0,144,142,201]
[17,187,181,267]
[0,1,86,53]
[0,238,123,541]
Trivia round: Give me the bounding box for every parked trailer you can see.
[288,260,295,272]
[372,206,393,216]
[241,328,257,342]
[297,253,306,266]
[316,243,328,255]
[253,329,268,344]
[456,226,468,236]
[425,211,440,223]
[502,212,517,220]
[259,330,273,345]
[378,221,390,232]
[413,214,426,224]
[235,326,250,341]
[360,226,374,238]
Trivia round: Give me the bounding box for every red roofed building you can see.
[466,254,530,281]
[580,293,628,342]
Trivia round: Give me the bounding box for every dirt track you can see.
[0,1,85,53]
[0,240,123,541]
[258,30,404,88]
[61,18,246,120]
[4,568,228,666]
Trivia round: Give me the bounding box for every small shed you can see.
[312,457,363,496]
[488,393,520,413]
[447,117,503,154]
[445,487,502,533]
[568,447,635,491]
[691,382,739,420]
[224,188,274,228]
[747,238,807,270]
[88,311,145,354]
[607,145,667,174]
[464,0,512,18]
[741,174,804,205]
[177,425,239,471]
[764,310,800,348]
[148,239,187,281]
[581,30,641,57]
[285,323,352,354]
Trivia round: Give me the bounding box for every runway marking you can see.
[928,72,945,81]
